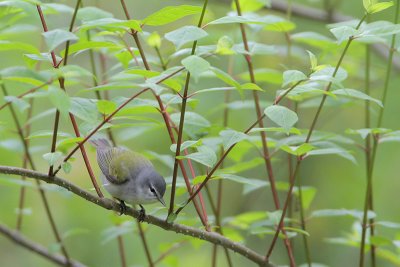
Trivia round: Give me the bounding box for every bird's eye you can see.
[150,187,156,193]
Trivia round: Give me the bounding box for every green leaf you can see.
[77,6,113,21]
[170,112,210,137]
[181,55,210,82]
[57,137,84,151]
[332,88,383,107]
[282,70,307,87]
[264,105,298,132]
[219,129,248,150]
[330,26,357,44]
[0,40,40,54]
[43,152,63,166]
[218,158,264,174]
[249,127,301,135]
[80,18,141,32]
[366,1,393,13]
[307,50,318,71]
[101,221,134,244]
[42,29,78,52]
[27,130,72,139]
[262,15,296,32]
[231,0,271,12]
[239,68,282,85]
[375,221,400,229]
[146,31,161,48]
[62,162,72,174]
[3,96,30,113]
[61,41,119,57]
[239,83,263,91]
[292,32,336,50]
[232,42,276,55]
[209,16,264,25]
[280,143,315,156]
[311,209,376,220]
[165,26,208,49]
[307,148,356,163]
[283,227,310,237]
[170,140,202,152]
[23,53,62,67]
[69,97,99,123]
[143,5,202,26]
[363,0,374,10]
[97,100,117,115]
[48,86,71,116]
[293,186,316,210]
[210,67,240,88]
[177,146,216,168]
[216,36,235,55]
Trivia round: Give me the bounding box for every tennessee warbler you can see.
[91,138,166,221]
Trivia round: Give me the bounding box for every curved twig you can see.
[0,165,275,267]
[0,224,85,267]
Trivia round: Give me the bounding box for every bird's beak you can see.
[157,195,166,207]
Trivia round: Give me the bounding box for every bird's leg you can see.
[138,205,146,222]
[118,199,127,215]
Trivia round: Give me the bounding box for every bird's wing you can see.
[97,147,128,185]
[111,150,153,179]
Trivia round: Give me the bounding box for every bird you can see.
[90,138,166,221]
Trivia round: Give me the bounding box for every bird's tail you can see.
[89,138,112,149]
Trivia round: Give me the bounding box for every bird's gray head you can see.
[136,167,166,206]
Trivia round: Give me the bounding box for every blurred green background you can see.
[1,0,400,266]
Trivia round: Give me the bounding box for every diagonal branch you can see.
[53,65,184,175]
[0,165,276,267]
[0,224,85,267]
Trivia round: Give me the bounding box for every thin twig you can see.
[174,79,305,215]
[85,25,127,267]
[0,81,52,112]
[266,16,366,261]
[0,224,85,267]
[36,3,103,197]
[359,2,400,266]
[168,0,209,220]
[53,66,184,175]
[16,97,34,231]
[232,0,296,264]
[119,0,210,228]
[1,83,71,263]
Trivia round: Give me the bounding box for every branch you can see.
[0,165,275,267]
[0,223,85,267]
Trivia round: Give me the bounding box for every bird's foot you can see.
[118,200,127,215]
[138,205,146,222]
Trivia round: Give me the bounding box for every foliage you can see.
[0,0,400,266]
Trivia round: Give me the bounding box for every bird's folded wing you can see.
[97,147,128,185]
